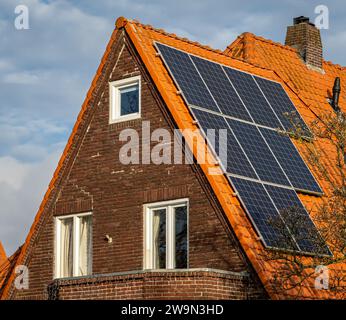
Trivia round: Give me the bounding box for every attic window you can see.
[109,76,141,123]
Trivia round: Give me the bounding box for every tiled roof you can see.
[1,17,345,300]
[0,247,21,293]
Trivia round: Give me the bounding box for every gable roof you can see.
[1,17,345,300]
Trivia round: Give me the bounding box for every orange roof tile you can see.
[2,17,345,300]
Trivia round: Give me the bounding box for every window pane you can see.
[175,206,188,268]
[120,84,139,115]
[79,215,92,276]
[60,218,73,278]
[153,209,166,269]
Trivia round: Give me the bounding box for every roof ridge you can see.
[116,17,225,56]
[231,32,346,70]
[323,59,346,71]
[116,17,278,76]
[246,32,298,53]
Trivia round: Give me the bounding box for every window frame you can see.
[143,198,189,270]
[109,75,141,123]
[55,212,93,279]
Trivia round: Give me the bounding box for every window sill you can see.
[109,113,141,124]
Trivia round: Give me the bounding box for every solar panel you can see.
[231,177,298,250]
[254,76,311,136]
[156,43,219,112]
[264,185,331,255]
[156,42,329,255]
[260,128,322,194]
[191,108,257,179]
[191,55,253,122]
[223,67,283,129]
[227,119,290,186]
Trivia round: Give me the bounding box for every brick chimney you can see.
[285,16,323,70]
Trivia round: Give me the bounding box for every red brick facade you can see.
[6,32,266,300]
[48,270,264,300]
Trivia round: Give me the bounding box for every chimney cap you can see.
[293,16,315,26]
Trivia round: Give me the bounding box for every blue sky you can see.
[0,0,345,255]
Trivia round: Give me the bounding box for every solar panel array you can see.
[156,42,330,255]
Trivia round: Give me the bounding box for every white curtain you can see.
[79,216,92,276]
[60,218,73,277]
[153,213,160,269]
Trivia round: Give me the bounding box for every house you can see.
[0,16,345,300]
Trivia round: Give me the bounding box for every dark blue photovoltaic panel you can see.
[191,108,257,178]
[227,119,290,186]
[224,67,283,129]
[231,177,297,250]
[191,55,253,121]
[260,128,322,193]
[254,76,311,136]
[265,185,331,255]
[156,43,219,112]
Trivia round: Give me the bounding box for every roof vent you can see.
[331,77,341,112]
[285,16,323,70]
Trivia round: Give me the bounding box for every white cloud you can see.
[0,150,62,255]
[0,157,30,190]
[3,72,39,84]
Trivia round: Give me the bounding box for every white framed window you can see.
[144,199,188,270]
[55,212,92,279]
[109,75,141,123]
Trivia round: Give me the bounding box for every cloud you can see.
[0,149,62,255]
[0,157,30,190]
[3,72,40,84]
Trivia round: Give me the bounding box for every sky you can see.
[0,0,345,256]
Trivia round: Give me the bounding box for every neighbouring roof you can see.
[1,17,345,300]
[0,242,6,266]
[0,246,21,293]
[224,32,346,120]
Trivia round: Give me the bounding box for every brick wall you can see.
[9,32,266,300]
[48,269,264,300]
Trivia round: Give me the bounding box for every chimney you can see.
[285,16,323,70]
